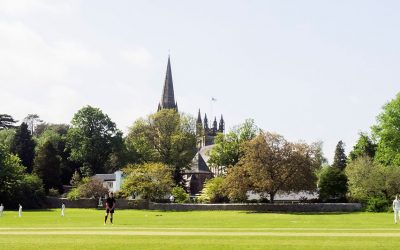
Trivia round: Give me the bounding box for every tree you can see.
[345,156,385,201]
[35,125,77,185]
[222,165,250,202]
[198,177,228,203]
[372,93,400,166]
[23,114,43,136]
[35,123,69,138]
[33,141,62,193]
[0,114,17,129]
[332,140,347,170]
[318,166,348,201]
[225,132,322,203]
[0,145,25,206]
[10,123,35,173]
[0,129,16,151]
[349,132,376,161]
[120,163,174,200]
[125,109,196,185]
[66,106,123,176]
[346,156,400,201]
[0,145,44,208]
[208,119,259,169]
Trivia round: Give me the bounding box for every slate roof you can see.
[186,145,215,174]
[93,174,116,182]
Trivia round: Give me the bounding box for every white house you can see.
[93,170,124,192]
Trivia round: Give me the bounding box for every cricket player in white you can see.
[0,203,4,217]
[61,203,65,217]
[393,195,400,223]
[18,204,22,218]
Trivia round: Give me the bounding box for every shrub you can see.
[17,174,46,208]
[70,170,82,187]
[171,186,189,203]
[48,188,60,197]
[67,188,80,200]
[79,177,108,198]
[66,177,108,200]
[366,196,389,212]
[198,177,228,203]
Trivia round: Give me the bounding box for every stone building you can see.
[93,170,124,193]
[157,56,225,195]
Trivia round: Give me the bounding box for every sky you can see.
[0,0,399,163]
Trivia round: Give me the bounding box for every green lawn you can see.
[0,209,399,249]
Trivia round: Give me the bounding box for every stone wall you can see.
[44,197,148,209]
[44,198,361,212]
[148,202,362,212]
[45,197,98,208]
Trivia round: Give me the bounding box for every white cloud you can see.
[120,47,153,67]
[0,21,104,87]
[0,19,105,124]
[0,0,77,17]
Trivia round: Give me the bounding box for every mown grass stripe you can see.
[1,231,400,237]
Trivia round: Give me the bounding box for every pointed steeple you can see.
[204,113,209,130]
[219,115,225,133]
[197,109,202,124]
[213,117,218,132]
[158,56,177,110]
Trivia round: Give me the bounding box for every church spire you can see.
[159,56,177,110]
[219,115,225,133]
[204,113,209,130]
[213,117,218,133]
[197,109,202,124]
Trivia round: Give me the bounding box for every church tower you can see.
[158,56,178,111]
[196,110,225,148]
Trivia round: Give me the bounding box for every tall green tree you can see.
[11,123,36,173]
[318,166,348,201]
[33,141,62,193]
[0,114,17,129]
[372,93,400,166]
[23,114,43,136]
[349,132,376,161]
[346,156,383,201]
[332,140,347,170]
[35,125,77,185]
[225,132,322,203]
[0,145,25,206]
[120,163,174,200]
[208,119,259,169]
[0,145,44,208]
[125,109,196,185]
[0,129,16,151]
[66,106,123,176]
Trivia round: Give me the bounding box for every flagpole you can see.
[211,97,217,127]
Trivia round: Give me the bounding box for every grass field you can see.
[0,209,400,249]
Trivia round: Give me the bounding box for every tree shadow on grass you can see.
[243,211,357,215]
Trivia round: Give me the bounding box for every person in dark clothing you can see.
[104,191,116,225]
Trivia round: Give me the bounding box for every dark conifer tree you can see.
[332,140,347,170]
[11,123,36,173]
[0,114,18,129]
[33,141,62,193]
